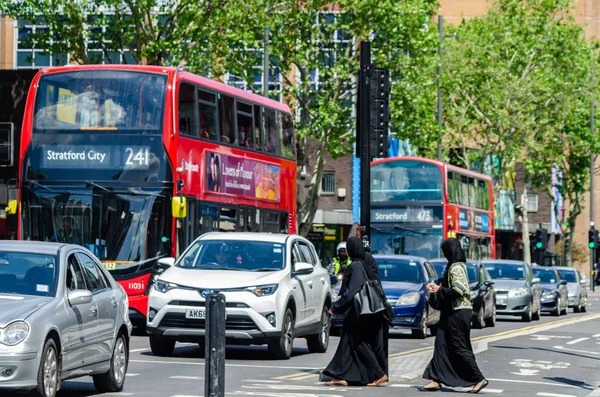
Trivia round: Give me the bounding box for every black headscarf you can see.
[346,236,366,260]
[441,238,466,265]
[364,252,379,275]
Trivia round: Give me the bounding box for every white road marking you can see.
[460,388,503,394]
[554,345,600,355]
[170,376,202,380]
[389,384,417,388]
[242,384,359,391]
[566,337,589,345]
[104,394,134,396]
[486,378,580,389]
[129,348,150,353]
[170,395,202,397]
[244,380,283,383]
[510,369,540,376]
[130,359,320,370]
[593,333,600,337]
[126,373,140,377]
[536,393,577,397]
[227,392,345,397]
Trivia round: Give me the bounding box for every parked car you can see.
[557,267,588,313]
[331,255,440,339]
[146,232,332,360]
[532,266,569,316]
[482,260,542,322]
[0,241,132,397]
[429,259,497,329]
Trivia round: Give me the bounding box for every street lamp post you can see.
[436,15,457,161]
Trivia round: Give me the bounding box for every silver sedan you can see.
[0,241,132,397]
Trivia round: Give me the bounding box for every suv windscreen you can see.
[177,240,285,271]
[557,269,577,282]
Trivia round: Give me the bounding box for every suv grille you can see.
[159,313,258,331]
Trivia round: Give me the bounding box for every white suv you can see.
[146,232,332,359]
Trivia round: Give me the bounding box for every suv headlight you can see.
[0,321,29,346]
[154,280,179,293]
[246,284,278,297]
[512,288,529,298]
[397,291,420,306]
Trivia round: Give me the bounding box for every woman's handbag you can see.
[353,261,395,323]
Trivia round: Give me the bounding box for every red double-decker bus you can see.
[10,65,297,327]
[370,156,495,260]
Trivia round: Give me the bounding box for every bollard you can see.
[205,292,226,397]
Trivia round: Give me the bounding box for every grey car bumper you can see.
[0,350,40,390]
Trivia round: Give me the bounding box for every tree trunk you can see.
[564,194,583,268]
[298,139,326,236]
[521,187,531,265]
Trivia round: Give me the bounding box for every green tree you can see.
[203,0,439,235]
[440,0,599,265]
[1,0,228,68]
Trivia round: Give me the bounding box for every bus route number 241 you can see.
[125,147,150,168]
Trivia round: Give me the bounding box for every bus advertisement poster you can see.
[205,152,280,201]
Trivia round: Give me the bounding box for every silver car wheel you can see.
[320,310,329,345]
[113,337,127,385]
[44,346,58,397]
[284,314,293,354]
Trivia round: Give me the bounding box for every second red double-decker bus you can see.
[370,156,495,260]
[11,65,297,327]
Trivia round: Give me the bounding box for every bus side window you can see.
[263,107,280,155]
[254,105,262,151]
[198,89,218,141]
[218,94,236,144]
[178,82,198,137]
[280,112,295,159]
[237,101,253,149]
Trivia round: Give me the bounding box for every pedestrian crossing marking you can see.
[274,372,319,380]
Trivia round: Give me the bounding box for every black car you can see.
[430,259,496,328]
[532,266,568,316]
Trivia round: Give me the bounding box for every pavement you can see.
[4,293,600,397]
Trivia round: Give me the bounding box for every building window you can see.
[527,194,538,212]
[322,172,336,195]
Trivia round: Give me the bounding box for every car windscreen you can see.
[0,252,58,297]
[483,263,526,280]
[557,269,577,282]
[376,258,423,283]
[177,240,286,271]
[430,261,446,277]
[466,265,478,283]
[532,268,558,284]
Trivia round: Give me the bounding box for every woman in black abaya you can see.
[322,237,388,387]
[422,238,488,393]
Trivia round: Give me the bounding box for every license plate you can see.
[103,262,116,271]
[185,309,206,319]
[497,297,507,305]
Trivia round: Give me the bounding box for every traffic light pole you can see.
[590,62,595,292]
[358,41,371,251]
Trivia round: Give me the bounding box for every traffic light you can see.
[533,228,547,250]
[369,68,390,159]
[589,228,599,249]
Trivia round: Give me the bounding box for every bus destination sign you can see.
[41,145,152,170]
[371,206,443,225]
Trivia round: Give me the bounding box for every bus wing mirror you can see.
[5,200,17,215]
[172,196,186,219]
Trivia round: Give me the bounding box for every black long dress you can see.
[423,239,485,387]
[322,237,387,385]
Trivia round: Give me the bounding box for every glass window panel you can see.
[218,94,236,144]
[263,107,279,154]
[178,82,198,137]
[254,105,263,151]
[17,52,33,67]
[35,53,51,67]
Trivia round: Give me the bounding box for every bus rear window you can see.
[33,70,167,133]
[371,160,443,202]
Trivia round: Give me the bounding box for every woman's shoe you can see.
[468,379,489,394]
[419,382,442,392]
[367,374,388,387]
[325,380,348,386]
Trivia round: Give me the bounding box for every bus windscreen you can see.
[33,71,167,132]
[371,160,443,202]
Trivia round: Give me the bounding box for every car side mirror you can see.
[484,280,494,286]
[293,262,313,275]
[581,279,588,285]
[68,289,93,306]
[427,278,437,285]
[560,279,568,285]
[158,257,176,267]
[532,277,541,284]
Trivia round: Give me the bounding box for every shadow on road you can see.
[544,377,593,391]
[141,343,313,361]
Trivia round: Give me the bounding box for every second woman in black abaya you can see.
[322,237,388,387]
[422,238,488,393]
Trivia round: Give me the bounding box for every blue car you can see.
[331,255,440,339]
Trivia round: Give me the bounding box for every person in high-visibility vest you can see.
[50,216,82,245]
[331,242,351,277]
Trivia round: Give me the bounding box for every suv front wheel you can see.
[307,306,330,353]
[269,308,295,359]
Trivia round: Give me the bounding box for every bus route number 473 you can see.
[417,210,432,222]
[125,147,150,167]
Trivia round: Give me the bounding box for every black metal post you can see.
[358,41,372,251]
[205,293,226,397]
